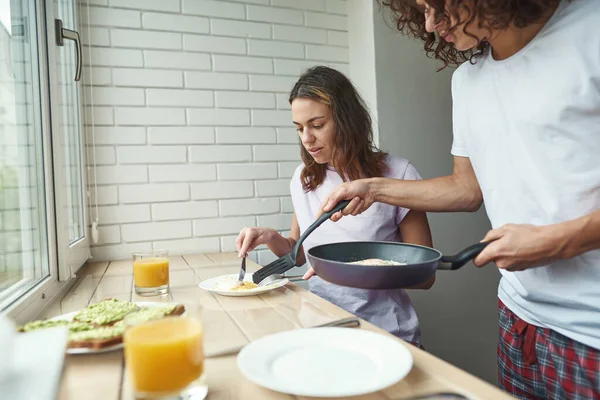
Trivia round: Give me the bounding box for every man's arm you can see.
[374,156,483,212]
[322,156,483,220]
[560,210,600,259]
[474,210,600,271]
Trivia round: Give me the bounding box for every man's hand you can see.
[474,224,566,271]
[321,179,376,222]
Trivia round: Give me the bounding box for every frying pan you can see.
[306,241,489,290]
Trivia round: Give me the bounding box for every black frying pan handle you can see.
[439,242,489,270]
[292,200,351,256]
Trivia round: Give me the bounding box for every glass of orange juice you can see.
[124,302,207,399]
[133,250,169,296]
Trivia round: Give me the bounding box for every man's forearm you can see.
[368,174,483,213]
[556,210,600,259]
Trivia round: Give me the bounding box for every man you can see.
[319,0,600,398]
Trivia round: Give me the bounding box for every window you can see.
[0,0,88,313]
[0,0,51,308]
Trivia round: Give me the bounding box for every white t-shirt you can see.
[291,156,422,343]
[451,0,600,349]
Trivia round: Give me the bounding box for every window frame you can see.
[46,0,90,282]
[4,0,87,325]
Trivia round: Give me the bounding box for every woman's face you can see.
[291,97,335,165]
[417,0,487,51]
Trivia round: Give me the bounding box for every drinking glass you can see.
[133,250,169,296]
[124,301,207,399]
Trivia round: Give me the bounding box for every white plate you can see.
[50,301,179,355]
[237,327,413,397]
[199,273,289,297]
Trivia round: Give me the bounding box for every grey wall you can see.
[349,2,501,384]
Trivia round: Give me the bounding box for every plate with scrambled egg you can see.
[199,274,289,297]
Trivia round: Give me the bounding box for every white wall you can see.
[79,0,349,264]
[347,0,378,146]
[348,1,500,384]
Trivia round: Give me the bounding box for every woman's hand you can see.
[302,267,316,280]
[235,227,277,258]
[321,179,376,222]
[236,215,304,262]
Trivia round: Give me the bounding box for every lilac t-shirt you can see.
[291,156,422,343]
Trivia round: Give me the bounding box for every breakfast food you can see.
[350,258,407,266]
[20,319,71,332]
[231,281,258,291]
[68,322,125,349]
[73,298,140,325]
[19,298,185,350]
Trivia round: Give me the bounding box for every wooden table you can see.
[45,253,513,400]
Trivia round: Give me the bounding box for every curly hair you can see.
[289,66,388,192]
[380,0,562,69]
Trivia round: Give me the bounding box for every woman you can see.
[235,66,433,345]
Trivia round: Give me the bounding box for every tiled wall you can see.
[79,0,349,263]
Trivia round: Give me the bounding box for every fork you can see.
[256,273,304,287]
[252,200,350,284]
[257,273,282,288]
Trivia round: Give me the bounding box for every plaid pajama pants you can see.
[498,299,600,400]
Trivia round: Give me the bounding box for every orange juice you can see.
[125,317,204,394]
[133,257,169,288]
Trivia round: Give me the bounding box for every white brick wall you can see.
[80,0,348,261]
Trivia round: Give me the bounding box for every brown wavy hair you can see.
[380,0,562,69]
[289,66,388,192]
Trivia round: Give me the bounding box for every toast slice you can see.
[67,322,126,350]
[66,304,186,350]
[169,304,186,316]
[19,319,70,333]
[20,301,186,350]
[73,298,140,326]
[68,335,124,350]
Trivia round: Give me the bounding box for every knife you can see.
[205,317,361,358]
[237,256,246,284]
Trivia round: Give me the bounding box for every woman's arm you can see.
[399,210,435,289]
[236,214,306,265]
[288,215,306,265]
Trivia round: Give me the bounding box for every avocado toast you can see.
[19,298,185,350]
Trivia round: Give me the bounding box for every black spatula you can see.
[252,200,350,284]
